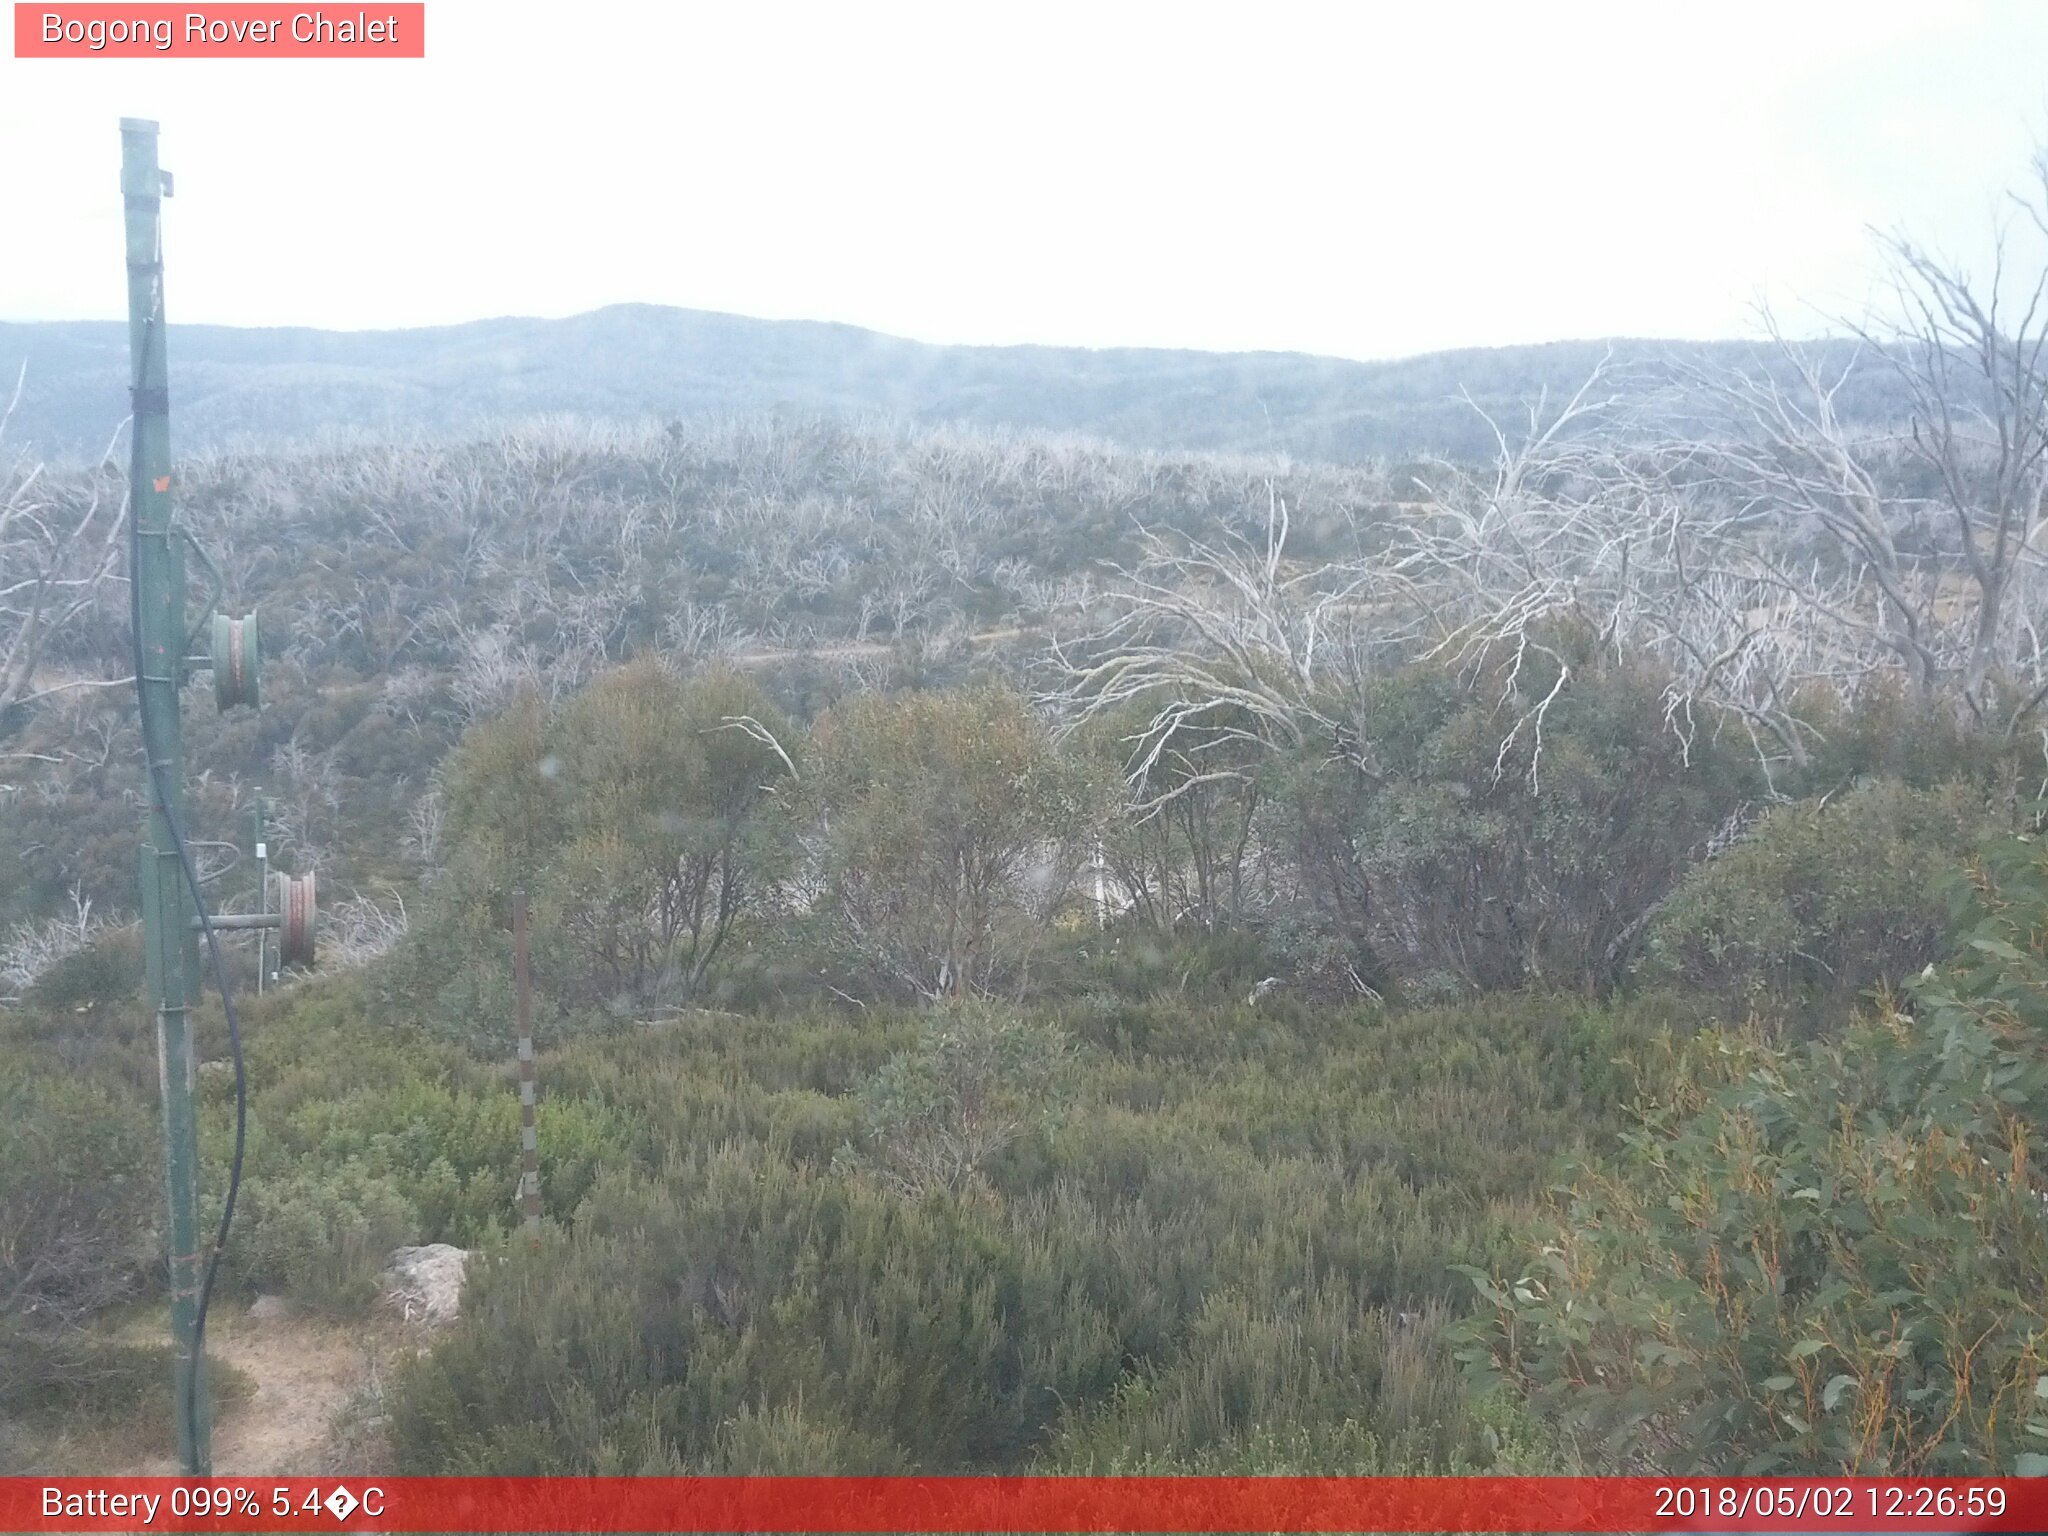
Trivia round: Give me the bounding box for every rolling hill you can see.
[0,305,1896,465]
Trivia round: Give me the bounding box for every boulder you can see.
[380,1243,468,1325]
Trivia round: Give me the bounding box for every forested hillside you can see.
[0,306,1914,464]
[7,179,2048,1481]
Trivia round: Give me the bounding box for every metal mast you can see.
[121,115,212,1476]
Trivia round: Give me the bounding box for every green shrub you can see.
[6,1341,175,1429]
[0,1047,157,1414]
[210,974,640,1249]
[801,686,1105,1000]
[223,1163,419,1312]
[24,926,144,1012]
[1042,1294,1499,1474]
[846,1003,1075,1195]
[392,664,797,1041]
[1643,778,1992,1030]
[390,1152,1125,1473]
[386,988,1661,1474]
[1459,833,2048,1475]
[1272,639,1759,996]
[1040,924,1283,1006]
[1071,703,1267,938]
[1802,673,2046,797]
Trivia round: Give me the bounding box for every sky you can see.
[2,0,2047,360]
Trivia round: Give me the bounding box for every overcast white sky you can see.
[3,0,2046,359]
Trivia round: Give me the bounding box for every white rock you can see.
[381,1243,469,1325]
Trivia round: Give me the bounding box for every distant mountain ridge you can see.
[0,304,1886,464]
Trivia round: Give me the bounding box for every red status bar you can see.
[4,1476,2040,1533]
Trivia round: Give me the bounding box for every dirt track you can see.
[123,1311,379,1476]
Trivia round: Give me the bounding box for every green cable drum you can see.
[212,610,261,711]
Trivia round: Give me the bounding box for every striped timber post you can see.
[512,889,541,1236]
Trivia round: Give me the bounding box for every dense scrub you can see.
[1643,779,1996,1029]
[0,1048,161,1422]
[1272,635,1769,997]
[1,880,1668,1471]
[380,988,1659,1473]
[8,405,2048,1476]
[1462,833,2048,1474]
[1,417,1400,940]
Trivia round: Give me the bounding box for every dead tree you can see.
[1691,212,2048,745]
[1048,484,1376,811]
[1392,140,2048,784]
[1,372,129,728]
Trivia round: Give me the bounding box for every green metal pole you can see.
[122,116,211,1477]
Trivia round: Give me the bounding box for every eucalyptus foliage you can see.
[1459,833,2048,1474]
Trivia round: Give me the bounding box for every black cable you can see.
[128,269,247,1461]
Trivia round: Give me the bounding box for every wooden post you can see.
[512,890,541,1235]
[252,798,268,996]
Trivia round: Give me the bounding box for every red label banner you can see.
[13,4,424,57]
[2,1476,2042,1533]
